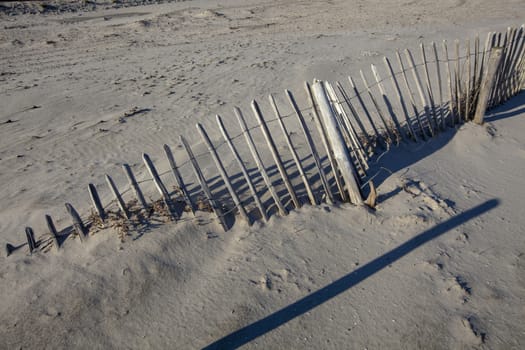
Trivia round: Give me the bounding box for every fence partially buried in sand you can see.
[7,25,525,257]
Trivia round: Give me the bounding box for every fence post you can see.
[473,47,504,125]
[311,80,363,205]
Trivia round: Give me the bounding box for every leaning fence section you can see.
[6,25,525,257]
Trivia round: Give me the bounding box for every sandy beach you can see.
[1,0,524,348]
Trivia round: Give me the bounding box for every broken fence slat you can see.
[196,123,251,225]
[269,93,317,205]
[180,135,228,231]
[45,214,60,250]
[216,114,268,222]
[105,174,131,219]
[88,183,106,221]
[122,163,148,211]
[287,88,335,205]
[65,202,87,242]
[251,99,301,209]
[163,144,195,215]
[235,106,288,216]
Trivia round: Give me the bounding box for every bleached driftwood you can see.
[311,80,363,205]
[304,81,341,203]
[474,47,504,125]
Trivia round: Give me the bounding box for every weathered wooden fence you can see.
[6,25,525,257]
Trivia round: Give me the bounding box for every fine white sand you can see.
[1,0,524,348]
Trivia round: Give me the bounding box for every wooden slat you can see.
[216,114,269,222]
[454,39,462,121]
[180,135,228,231]
[142,153,175,219]
[335,81,373,148]
[122,163,148,211]
[25,227,36,254]
[442,40,456,126]
[105,174,131,219]
[420,43,439,130]
[251,100,301,209]
[45,214,60,250]
[383,56,418,141]
[370,63,407,140]
[65,202,87,242]
[196,123,251,224]
[359,70,395,144]
[286,89,334,205]
[88,183,106,221]
[269,94,317,205]
[235,106,288,216]
[348,75,382,141]
[163,144,195,215]
[431,42,445,130]
[465,39,471,120]
[395,51,428,139]
[405,48,435,136]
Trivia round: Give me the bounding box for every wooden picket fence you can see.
[6,25,525,257]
